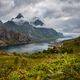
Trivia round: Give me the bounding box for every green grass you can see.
[0,37,80,80]
[0,52,80,80]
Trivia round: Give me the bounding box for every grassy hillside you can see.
[62,37,80,53]
[0,37,80,80]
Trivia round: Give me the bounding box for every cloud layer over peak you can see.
[0,0,80,36]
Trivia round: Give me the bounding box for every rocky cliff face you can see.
[0,28,31,47]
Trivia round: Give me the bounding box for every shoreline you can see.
[0,42,30,49]
[0,39,56,49]
[0,37,76,53]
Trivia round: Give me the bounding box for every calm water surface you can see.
[2,43,49,53]
[1,37,75,53]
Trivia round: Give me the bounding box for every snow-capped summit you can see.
[11,13,26,25]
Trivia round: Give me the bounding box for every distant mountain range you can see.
[0,13,63,46]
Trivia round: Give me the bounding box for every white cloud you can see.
[57,16,72,21]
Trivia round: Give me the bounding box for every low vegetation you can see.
[0,37,80,80]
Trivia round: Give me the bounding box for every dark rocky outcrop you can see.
[16,13,24,19]
[0,28,31,47]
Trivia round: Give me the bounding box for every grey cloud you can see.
[62,17,80,33]
[0,0,80,35]
[59,0,80,4]
[14,0,42,6]
[43,9,62,19]
[0,0,15,17]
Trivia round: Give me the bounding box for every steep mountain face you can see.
[0,13,63,43]
[0,28,31,47]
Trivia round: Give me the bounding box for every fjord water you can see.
[1,35,76,53]
[2,43,49,53]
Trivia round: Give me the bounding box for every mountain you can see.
[0,28,31,47]
[31,17,44,26]
[15,13,24,19]
[0,13,63,43]
[11,13,26,26]
[0,20,3,26]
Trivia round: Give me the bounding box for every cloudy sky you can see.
[0,0,80,36]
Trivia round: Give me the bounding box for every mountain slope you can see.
[0,13,63,43]
[0,28,31,47]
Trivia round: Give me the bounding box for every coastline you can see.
[0,42,30,49]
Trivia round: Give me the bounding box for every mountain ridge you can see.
[0,13,63,46]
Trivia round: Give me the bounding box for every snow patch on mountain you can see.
[12,17,26,25]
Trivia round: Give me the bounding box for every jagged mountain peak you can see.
[32,17,44,26]
[0,14,63,42]
[11,13,27,25]
[16,13,24,19]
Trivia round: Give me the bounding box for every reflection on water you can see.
[2,43,49,53]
